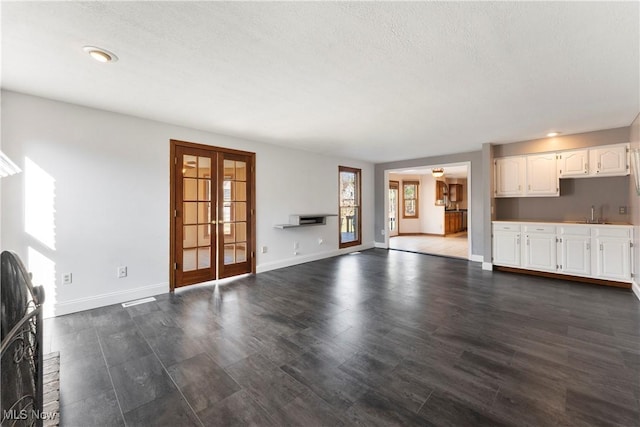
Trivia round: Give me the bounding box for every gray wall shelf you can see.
[274,214,337,229]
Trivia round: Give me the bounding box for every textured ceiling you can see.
[2,2,638,163]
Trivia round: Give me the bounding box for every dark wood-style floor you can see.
[45,249,640,426]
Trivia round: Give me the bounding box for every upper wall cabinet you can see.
[558,143,629,178]
[495,156,526,197]
[526,154,559,196]
[590,144,629,176]
[495,154,558,198]
[557,150,589,177]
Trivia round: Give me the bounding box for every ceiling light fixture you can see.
[83,46,118,63]
[546,131,560,137]
[432,168,444,178]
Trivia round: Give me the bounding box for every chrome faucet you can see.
[590,205,595,223]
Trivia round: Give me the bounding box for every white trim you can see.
[470,254,483,263]
[257,242,375,273]
[374,241,387,249]
[482,262,493,271]
[53,282,168,317]
[632,280,640,302]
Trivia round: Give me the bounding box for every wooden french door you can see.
[170,140,255,290]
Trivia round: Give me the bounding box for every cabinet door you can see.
[526,154,558,196]
[558,150,589,178]
[560,236,590,276]
[591,145,629,176]
[595,237,631,281]
[493,232,521,267]
[495,157,525,197]
[450,184,463,202]
[523,233,557,272]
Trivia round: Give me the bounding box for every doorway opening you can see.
[384,163,471,260]
[170,140,256,290]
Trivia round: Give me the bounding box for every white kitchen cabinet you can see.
[526,154,559,196]
[557,150,589,178]
[559,226,591,276]
[590,144,629,176]
[523,225,557,272]
[593,227,631,281]
[495,157,526,197]
[492,222,633,284]
[492,224,521,267]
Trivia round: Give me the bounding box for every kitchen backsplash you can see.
[495,176,630,223]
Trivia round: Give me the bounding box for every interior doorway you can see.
[170,140,256,290]
[385,163,471,260]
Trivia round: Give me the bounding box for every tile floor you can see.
[389,232,469,259]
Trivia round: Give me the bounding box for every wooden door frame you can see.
[338,165,362,249]
[170,139,256,291]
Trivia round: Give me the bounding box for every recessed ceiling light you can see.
[546,131,560,137]
[83,46,118,63]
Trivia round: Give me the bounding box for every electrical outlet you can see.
[293,241,299,250]
[62,273,72,285]
[261,246,267,254]
[117,266,127,278]
[619,206,627,214]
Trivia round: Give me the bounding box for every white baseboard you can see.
[482,262,493,271]
[374,241,387,249]
[632,280,640,302]
[53,282,168,317]
[470,254,483,263]
[257,242,375,273]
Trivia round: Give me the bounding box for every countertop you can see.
[493,219,633,227]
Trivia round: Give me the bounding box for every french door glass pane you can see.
[197,247,210,269]
[184,202,197,224]
[235,182,247,201]
[183,249,197,272]
[224,223,235,243]
[198,202,210,224]
[184,178,197,200]
[236,243,247,263]
[198,157,211,178]
[183,225,197,247]
[183,155,197,178]
[235,202,247,221]
[224,244,235,264]
[198,225,211,246]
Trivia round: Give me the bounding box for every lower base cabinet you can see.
[493,222,632,283]
[523,225,557,273]
[445,211,463,235]
[560,233,591,276]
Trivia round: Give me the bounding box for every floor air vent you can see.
[121,297,156,307]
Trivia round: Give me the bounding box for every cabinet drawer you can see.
[523,224,556,234]
[592,227,631,238]
[559,226,591,236]
[493,223,521,232]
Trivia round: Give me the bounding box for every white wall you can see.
[0,91,374,316]
[421,174,444,235]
